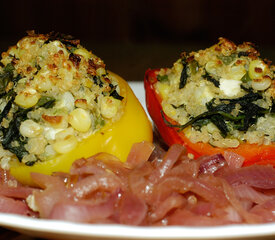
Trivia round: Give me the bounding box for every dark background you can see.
[0,0,274,81]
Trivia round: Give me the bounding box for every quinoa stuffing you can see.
[0,31,124,167]
[155,38,275,148]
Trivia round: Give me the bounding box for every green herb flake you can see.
[189,60,199,75]
[37,96,56,109]
[95,117,105,128]
[241,71,251,83]
[157,74,169,83]
[218,53,237,65]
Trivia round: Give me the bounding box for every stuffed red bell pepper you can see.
[145,38,275,166]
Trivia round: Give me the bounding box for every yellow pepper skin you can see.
[10,72,153,186]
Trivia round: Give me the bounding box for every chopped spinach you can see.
[94,116,105,128]
[171,103,185,109]
[34,62,41,72]
[93,75,103,87]
[221,92,262,105]
[108,84,124,101]
[241,71,251,83]
[189,60,199,75]
[157,74,169,83]
[37,96,56,109]
[162,91,270,138]
[202,72,220,87]
[0,94,55,161]
[206,98,234,113]
[210,115,228,137]
[4,63,15,73]
[110,89,124,101]
[237,103,267,131]
[25,161,35,166]
[0,107,31,161]
[0,63,15,95]
[179,59,188,89]
[66,44,77,53]
[0,95,14,124]
[271,100,275,113]
[192,118,211,130]
[5,141,28,160]
[240,84,252,93]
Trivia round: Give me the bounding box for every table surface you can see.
[0,227,41,240]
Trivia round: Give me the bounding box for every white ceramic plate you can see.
[0,82,275,240]
[1,213,275,240]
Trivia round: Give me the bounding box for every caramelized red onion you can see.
[1,142,275,226]
[0,169,37,217]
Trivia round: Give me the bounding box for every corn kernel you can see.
[55,127,75,141]
[32,67,53,92]
[68,108,92,132]
[55,92,75,112]
[248,60,267,80]
[14,88,40,108]
[42,145,56,159]
[52,135,78,154]
[251,76,272,91]
[100,96,121,119]
[20,120,42,138]
[58,67,74,91]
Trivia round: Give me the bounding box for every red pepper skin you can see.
[144,68,275,166]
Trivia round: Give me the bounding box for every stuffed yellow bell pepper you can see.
[0,31,152,186]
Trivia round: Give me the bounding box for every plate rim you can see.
[0,213,275,239]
